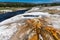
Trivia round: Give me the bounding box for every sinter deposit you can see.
[0,7,60,40]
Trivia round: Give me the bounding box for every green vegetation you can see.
[0,2,37,7]
[0,2,60,7]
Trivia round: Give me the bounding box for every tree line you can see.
[0,2,37,7]
[0,2,60,7]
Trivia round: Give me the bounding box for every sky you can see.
[0,0,60,3]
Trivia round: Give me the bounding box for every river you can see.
[0,9,29,22]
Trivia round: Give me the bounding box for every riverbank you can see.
[0,7,30,14]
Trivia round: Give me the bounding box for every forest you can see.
[0,2,60,7]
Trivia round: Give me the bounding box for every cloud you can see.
[52,0,60,2]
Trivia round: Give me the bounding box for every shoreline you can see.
[0,7,29,14]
